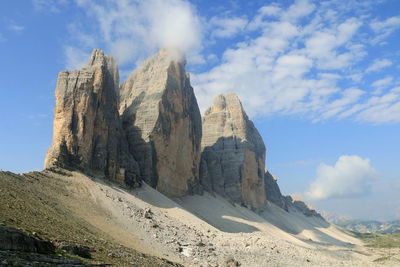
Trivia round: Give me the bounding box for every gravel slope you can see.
[1,170,398,266]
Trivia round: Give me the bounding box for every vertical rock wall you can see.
[119,49,202,197]
[264,171,288,210]
[200,93,266,209]
[45,49,140,186]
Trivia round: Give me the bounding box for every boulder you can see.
[45,49,140,187]
[200,93,266,209]
[119,49,202,197]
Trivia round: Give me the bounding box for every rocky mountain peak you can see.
[206,93,242,114]
[44,49,140,187]
[159,47,186,64]
[119,49,202,197]
[86,49,120,91]
[200,93,266,209]
[44,48,323,219]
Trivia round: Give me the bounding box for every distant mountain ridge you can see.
[337,220,400,234]
[321,211,400,233]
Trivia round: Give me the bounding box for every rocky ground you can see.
[0,170,180,266]
[1,169,400,266]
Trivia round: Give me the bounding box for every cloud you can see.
[304,18,363,70]
[8,24,24,33]
[62,0,399,124]
[371,76,393,89]
[192,0,366,118]
[370,16,400,45]
[356,93,400,123]
[210,16,248,38]
[192,0,400,124]
[318,87,365,120]
[69,0,203,68]
[64,46,90,70]
[366,59,392,73]
[306,155,379,200]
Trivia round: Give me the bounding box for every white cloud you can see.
[366,59,392,73]
[281,0,315,22]
[371,76,393,88]
[64,46,90,70]
[210,16,248,38]
[8,24,24,33]
[70,0,203,68]
[356,92,400,123]
[370,16,400,45]
[306,155,379,200]
[193,1,365,119]
[371,76,393,95]
[319,87,365,120]
[62,0,400,125]
[305,18,363,70]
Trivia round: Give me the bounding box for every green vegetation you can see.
[373,256,392,262]
[353,232,400,248]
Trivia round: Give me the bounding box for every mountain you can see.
[337,220,400,234]
[2,48,393,266]
[45,49,140,187]
[200,93,266,210]
[119,48,202,197]
[320,211,400,234]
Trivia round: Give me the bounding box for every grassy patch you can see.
[373,256,391,262]
[353,231,400,248]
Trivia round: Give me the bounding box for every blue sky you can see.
[0,0,399,220]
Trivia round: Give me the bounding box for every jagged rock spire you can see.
[119,48,202,197]
[45,49,140,186]
[200,93,266,209]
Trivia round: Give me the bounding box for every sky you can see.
[0,0,399,221]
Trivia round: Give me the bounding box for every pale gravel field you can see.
[56,171,400,266]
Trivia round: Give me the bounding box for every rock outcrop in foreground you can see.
[45,49,140,187]
[119,49,202,197]
[200,93,266,209]
[0,225,54,254]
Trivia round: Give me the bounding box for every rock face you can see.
[285,195,324,219]
[0,225,54,254]
[45,49,140,187]
[200,93,266,209]
[264,171,287,211]
[119,49,202,197]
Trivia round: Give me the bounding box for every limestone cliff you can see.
[264,171,288,211]
[119,49,202,197]
[45,49,140,187]
[284,195,324,219]
[200,93,266,209]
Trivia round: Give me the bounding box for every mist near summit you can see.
[70,0,203,68]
